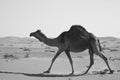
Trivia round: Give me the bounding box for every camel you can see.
[30,25,113,75]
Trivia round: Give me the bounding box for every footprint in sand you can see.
[92,69,109,75]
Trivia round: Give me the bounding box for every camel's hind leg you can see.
[95,52,114,74]
[90,38,114,74]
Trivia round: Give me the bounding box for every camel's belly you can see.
[68,42,89,52]
[69,46,88,52]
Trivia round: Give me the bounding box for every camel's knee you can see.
[103,56,108,61]
[90,60,94,66]
[89,56,94,66]
[100,53,108,61]
[52,56,57,62]
[95,52,108,61]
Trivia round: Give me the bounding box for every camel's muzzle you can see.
[30,33,33,37]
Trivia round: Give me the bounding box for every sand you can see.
[0,37,120,80]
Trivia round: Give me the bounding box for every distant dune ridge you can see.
[0,36,38,43]
[0,36,119,44]
[0,36,120,53]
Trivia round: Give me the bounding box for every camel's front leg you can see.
[43,50,63,73]
[65,50,74,75]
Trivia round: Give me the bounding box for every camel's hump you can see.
[69,25,87,32]
[68,25,89,39]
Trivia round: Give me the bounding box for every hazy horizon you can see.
[0,0,120,38]
[0,35,119,39]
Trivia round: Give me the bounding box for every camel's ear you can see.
[37,29,41,32]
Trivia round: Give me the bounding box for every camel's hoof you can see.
[69,72,74,75]
[108,70,114,74]
[43,70,50,73]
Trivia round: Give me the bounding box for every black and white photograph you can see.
[0,0,120,80]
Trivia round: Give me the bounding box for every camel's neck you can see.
[44,38,59,47]
[37,34,59,47]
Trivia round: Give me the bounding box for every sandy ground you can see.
[0,37,120,80]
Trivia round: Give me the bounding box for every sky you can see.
[0,0,120,38]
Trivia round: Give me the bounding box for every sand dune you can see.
[0,36,120,80]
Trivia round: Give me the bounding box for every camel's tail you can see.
[97,39,103,52]
[89,33,103,52]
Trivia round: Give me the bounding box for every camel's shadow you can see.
[0,70,113,77]
[0,71,81,77]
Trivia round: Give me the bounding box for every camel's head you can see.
[30,30,44,42]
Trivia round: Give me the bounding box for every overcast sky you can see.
[0,0,120,38]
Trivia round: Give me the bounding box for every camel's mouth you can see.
[30,33,33,37]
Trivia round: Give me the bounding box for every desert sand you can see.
[0,36,120,80]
